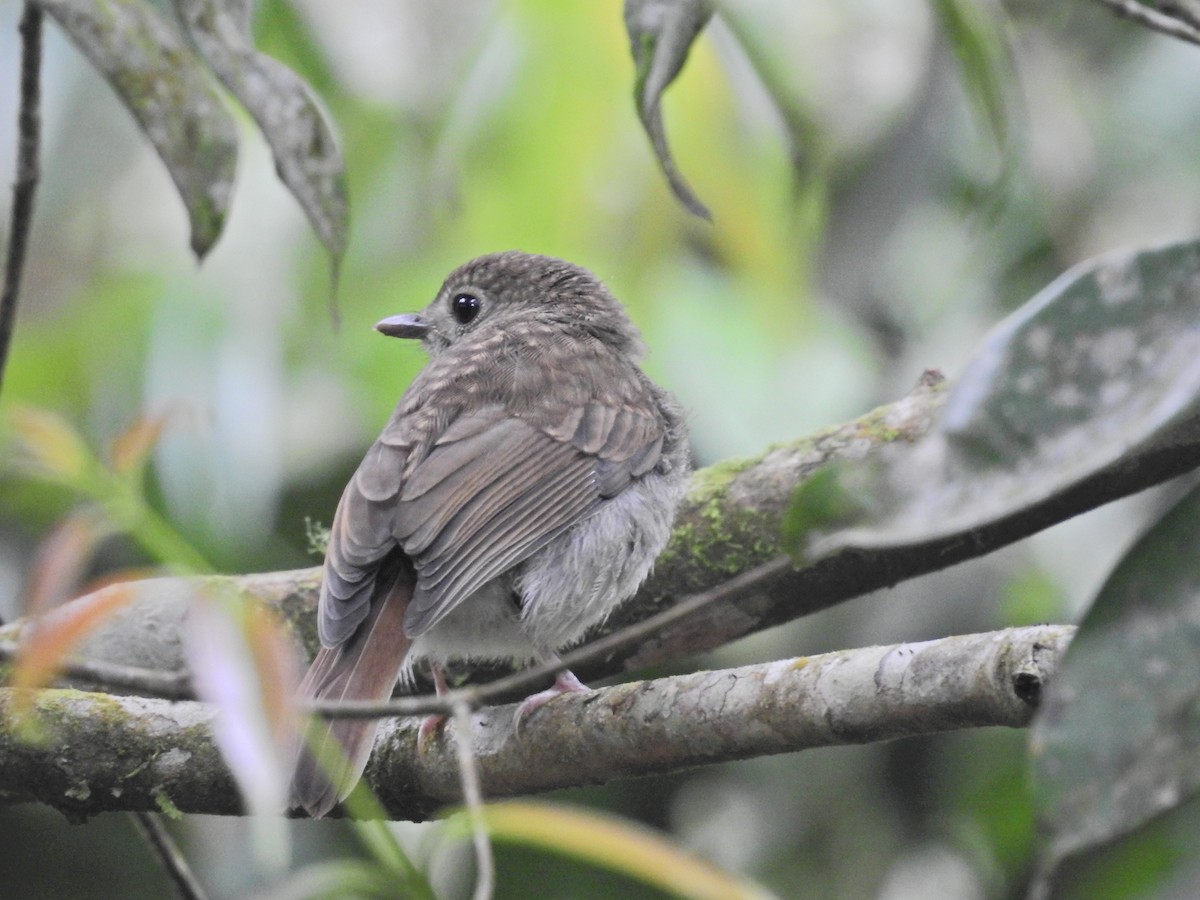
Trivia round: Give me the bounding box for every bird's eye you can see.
[451,293,482,325]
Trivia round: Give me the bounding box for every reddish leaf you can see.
[10,583,136,695]
[109,412,169,475]
[245,603,304,750]
[22,508,114,620]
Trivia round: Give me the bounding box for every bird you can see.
[288,251,690,818]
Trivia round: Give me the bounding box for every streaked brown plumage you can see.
[289,252,689,818]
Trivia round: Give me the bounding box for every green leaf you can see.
[624,0,714,220]
[815,239,1200,554]
[449,801,779,900]
[37,0,238,258]
[267,860,408,900]
[1029,482,1200,892]
[781,466,867,563]
[176,0,349,270]
[929,0,1013,151]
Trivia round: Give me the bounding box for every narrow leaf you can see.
[6,405,94,484]
[815,239,1200,554]
[176,0,348,268]
[929,0,1012,151]
[36,0,238,257]
[1030,483,1200,888]
[624,0,714,220]
[456,801,779,900]
[266,860,404,900]
[183,593,302,825]
[109,412,168,476]
[243,602,303,755]
[10,583,134,695]
[22,507,113,620]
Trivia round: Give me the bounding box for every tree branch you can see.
[1089,0,1200,47]
[0,3,44,398]
[0,624,1072,820]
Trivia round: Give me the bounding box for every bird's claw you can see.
[513,670,591,734]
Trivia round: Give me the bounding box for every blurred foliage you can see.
[3,0,1200,897]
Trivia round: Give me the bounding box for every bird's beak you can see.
[375,313,430,339]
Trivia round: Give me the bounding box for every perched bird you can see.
[288,251,690,818]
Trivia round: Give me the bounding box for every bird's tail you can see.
[288,570,413,818]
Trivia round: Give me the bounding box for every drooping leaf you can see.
[36,0,238,258]
[1029,482,1200,891]
[451,801,779,900]
[623,0,714,220]
[814,239,1200,554]
[176,0,348,271]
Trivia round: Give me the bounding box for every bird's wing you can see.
[395,394,666,638]
[317,336,670,649]
[316,439,414,647]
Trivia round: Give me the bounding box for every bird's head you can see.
[375,252,645,359]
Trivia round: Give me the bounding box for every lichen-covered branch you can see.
[0,625,1072,820]
[0,689,237,819]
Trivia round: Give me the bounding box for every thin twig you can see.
[0,3,44,397]
[129,811,209,900]
[311,555,793,721]
[0,640,194,699]
[452,698,495,900]
[1091,0,1200,46]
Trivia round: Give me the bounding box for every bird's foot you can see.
[513,669,590,733]
[416,663,451,753]
[417,713,446,754]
